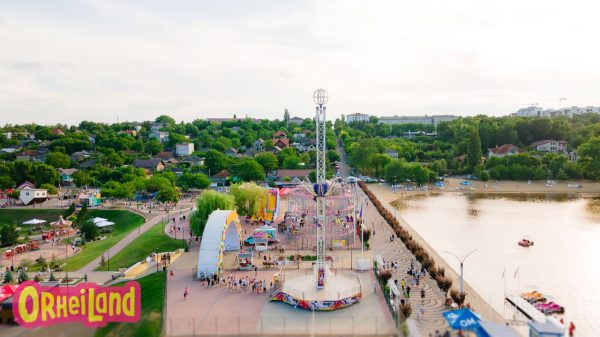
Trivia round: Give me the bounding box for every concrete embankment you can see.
[366,183,506,324]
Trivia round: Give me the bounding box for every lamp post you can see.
[444,249,477,295]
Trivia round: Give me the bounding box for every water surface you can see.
[397,193,600,335]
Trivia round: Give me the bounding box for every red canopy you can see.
[279,188,291,196]
[0,285,18,302]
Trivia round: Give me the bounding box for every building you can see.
[224,148,239,157]
[253,139,265,152]
[345,113,370,123]
[275,169,312,181]
[175,143,195,156]
[289,117,304,125]
[487,144,522,158]
[273,138,289,149]
[19,185,48,205]
[133,159,165,171]
[211,170,231,188]
[149,131,169,143]
[69,150,92,162]
[58,168,77,186]
[515,106,546,117]
[206,117,260,123]
[378,115,458,126]
[403,131,437,139]
[385,149,399,159]
[180,155,204,167]
[530,140,568,154]
[150,123,166,132]
[514,105,600,117]
[272,131,287,139]
[50,128,64,136]
[76,189,101,207]
[16,150,42,162]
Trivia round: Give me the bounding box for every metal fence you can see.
[165,316,398,336]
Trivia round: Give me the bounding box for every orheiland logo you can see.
[13,281,141,328]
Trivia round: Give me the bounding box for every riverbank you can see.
[432,178,600,195]
[367,183,507,325]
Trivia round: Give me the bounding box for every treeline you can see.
[337,113,600,181]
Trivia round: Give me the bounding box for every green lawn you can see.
[0,209,67,226]
[27,209,145,272]
[95,272,165,337]
[99,221,186,271]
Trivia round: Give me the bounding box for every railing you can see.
[165,316,397,336]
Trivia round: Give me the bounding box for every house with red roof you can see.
[487,144,522,158]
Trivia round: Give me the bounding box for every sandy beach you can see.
[426,178,600,196]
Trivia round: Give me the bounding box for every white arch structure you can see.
[196,210,242,278]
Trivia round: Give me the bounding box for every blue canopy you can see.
[434,181,445,187]
[460,180,473,186]
[443,308,481,330]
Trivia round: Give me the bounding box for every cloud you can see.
[0,0,599,125]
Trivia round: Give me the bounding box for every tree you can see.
[155,115,176,126]
[46,151,71,168]
[370,153,391,178]
[18,269,29,283]
[282,156,301,169]
[80,220,99,241]
[0,224,18,247]
[40,183,58,195]
[73,170,94,187]
[33,163,59,186]
[230,183,268,217]
[466,129,482,172]
[3,271,13,284]
[255,152,279,173]
[384,159,408,184]
[156,185,180,203]
[177,173,210,190]
[144,139,163,155]
[326,150,340,163]
[283,108,290,127]
[577,136,600,179]
[205,149,228,175]
[190,191,235,236]
[233,159,265,182]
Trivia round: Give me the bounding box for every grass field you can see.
[99,221,186,271]
[0,209,67,225]
[25,209,145,272]
[95,272,165,337]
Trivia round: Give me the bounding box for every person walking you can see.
[569,322,575,336]
[421,288,426,302]
[183,286,189,300]
[170,269,174,277]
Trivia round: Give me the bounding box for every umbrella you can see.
[0,285,18,302]
[442,308,482,330]
[23,219,46,225]
[95,220,115,228]
[90,217,108,224]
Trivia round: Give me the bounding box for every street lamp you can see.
[444,249,477,295]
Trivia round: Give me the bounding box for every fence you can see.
[165,316,398,336]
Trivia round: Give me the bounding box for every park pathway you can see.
[336,140,452,335]
[78,201,195,274]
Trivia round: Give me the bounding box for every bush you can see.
[399,302,412,320]
[34,274,44,282]
[3,271,14,284]
[450,289,466,306]
[378,269,392,284]
[18,269,29,283]
[48,271,57,282]
[436,275,453,293]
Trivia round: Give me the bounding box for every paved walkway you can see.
[336,141,453,335]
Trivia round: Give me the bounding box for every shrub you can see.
[436,275,453,293]
[379,269,392,284]
[3,271,14,284]
[450,289,466,306]
[48,271,57,282]
[399,302,412,320]
[34,274,44,282]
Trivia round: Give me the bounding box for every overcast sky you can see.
[1,0,599,125]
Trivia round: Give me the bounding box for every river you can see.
[395,192,600,336]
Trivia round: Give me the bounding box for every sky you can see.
[1,0,599,125]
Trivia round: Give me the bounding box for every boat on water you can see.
[518,239,534,247]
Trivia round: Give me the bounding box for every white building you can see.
[175,142,195,156]
[530,140,568,153]
[149,131,169,143]
[515,105,600,117]
[253,139,265,152]
[345,113,370,123]
[378,115,458,125]
[515,106,547,117]
[19,186,48,205]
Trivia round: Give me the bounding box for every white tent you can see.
[196,210,240,278]
[95,220,115,228]
[23,219,46,225]
[90,217,108,224]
